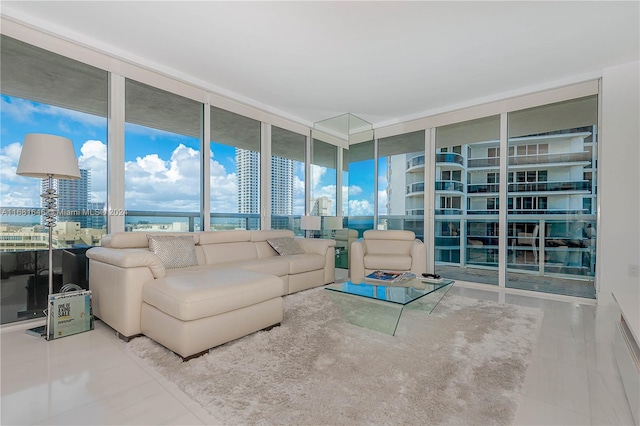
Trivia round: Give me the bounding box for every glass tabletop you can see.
[325,278,454,335]
[325,278,454,305]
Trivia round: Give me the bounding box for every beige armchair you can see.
[349,230,427,283]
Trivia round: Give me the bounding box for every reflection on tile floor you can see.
[1,282,633,425]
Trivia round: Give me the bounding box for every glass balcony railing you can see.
[434,208,463,215]
[468,151,592,168]
[435,152,464,165]
[406,182,425,195]
[467,180,592,194]
[406,155,425,170]
[435,180,464,192]
[508,180,591,193]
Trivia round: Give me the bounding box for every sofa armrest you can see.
[295,238,335,256]
[86,247,166,279]
[349,238,366,283]
[410,239,427,275]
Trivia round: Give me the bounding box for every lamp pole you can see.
[42,174,58,340]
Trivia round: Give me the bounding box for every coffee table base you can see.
[326,280,453,335]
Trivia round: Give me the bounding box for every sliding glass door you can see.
[506,96,598,298]
[434,116,500,285]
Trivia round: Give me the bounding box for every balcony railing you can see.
[435,152,464,165]
[434,208,463,215]
[406,182,425,195]
[406,155,425,170]
[435,180,464,192]
[467,180,592,194]
[468,151,592,168]
[467,208,589,215]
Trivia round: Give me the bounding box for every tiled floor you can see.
[1,281,635,425]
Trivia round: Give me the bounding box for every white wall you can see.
[599,60,640,338]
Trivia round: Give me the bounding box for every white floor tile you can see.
[521,348,591,415]
[534,331,588,368]
[34,381,195,425]
[1,281,635,426]
[514,394,592,425]
[588,369,636,425]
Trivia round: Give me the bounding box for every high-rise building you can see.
[271,156,294,215]
[236,149,295,215]
[236,149,260,214]
[41,168,90,227]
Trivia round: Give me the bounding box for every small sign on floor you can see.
[47,290,94,339]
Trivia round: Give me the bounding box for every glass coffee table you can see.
[325,278,454,335]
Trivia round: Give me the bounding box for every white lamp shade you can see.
[16,133,81,179]
[300,215,321,231]
[324,216,343,230]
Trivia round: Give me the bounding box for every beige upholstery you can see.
[349,230,427,283]
[141,268,284,358]
[87,229,335,358]
[334,228,358,251]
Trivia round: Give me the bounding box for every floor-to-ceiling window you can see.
[124,80,202,232]
[0,35,108,323]
[310,139,338,217]
[341,140,375,268]
[270,126,305,233]
[210,106,261,230]
[377,131,425,239]
[346,140,375,233]
[434,116,501,285]
[506,96,598,298]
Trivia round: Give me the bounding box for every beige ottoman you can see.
[141,268,284,360]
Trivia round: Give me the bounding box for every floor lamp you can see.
[16,133,81,340]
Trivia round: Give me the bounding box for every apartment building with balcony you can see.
[384,127,599,287]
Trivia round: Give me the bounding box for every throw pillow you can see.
[267,237,305,256]
[147,235,199,269]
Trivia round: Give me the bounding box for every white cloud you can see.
[78,140,107,202]
[124,144,205,211]
[348,185,363,196]
[0,142,41,206]
[378,189,388,214]
[349,199,374,216]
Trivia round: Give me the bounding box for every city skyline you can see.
[1,94,361,216]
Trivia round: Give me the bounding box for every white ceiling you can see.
[2,1,639,128]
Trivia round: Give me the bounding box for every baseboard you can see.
[614,315,640,425]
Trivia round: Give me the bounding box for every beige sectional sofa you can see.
[86,229,335,359]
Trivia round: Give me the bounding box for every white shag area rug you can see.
[126,287,543,425]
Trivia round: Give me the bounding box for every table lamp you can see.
[300,215,321,238]
[16,133,81,339]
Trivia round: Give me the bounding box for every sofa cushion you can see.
[148,235,199,269]
[200,241,259,265]
[201,258,289,278]
[197,230,252,245]
[102,232,199,249]
[266,237,305,256]
[142,268,283,321]
[279,253,327,274]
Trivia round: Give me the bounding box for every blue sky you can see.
[1,95,378,216]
